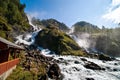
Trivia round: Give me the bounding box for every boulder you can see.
[86,78,94,80]
[47,63,62,79]
[74,61,80,64]
[20,49,62,80]
[84,61,102,70]
[98,54,112,61]
[80,58,87,61]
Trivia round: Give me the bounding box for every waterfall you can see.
[68,27,92,52]
[15,14,41,46]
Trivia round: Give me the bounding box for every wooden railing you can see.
[0,58,19,75]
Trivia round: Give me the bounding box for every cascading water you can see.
[14,15,120,80]
[27,14,40,31]
[68,27,92,52]
[15,14,52,56]
[54,55,120,80]
[15,14,41,46]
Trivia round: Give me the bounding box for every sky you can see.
[20,0,120,28]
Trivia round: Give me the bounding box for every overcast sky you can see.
[20,0,120,28]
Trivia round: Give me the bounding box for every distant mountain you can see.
[72,21,100,33]
[41,19,70,32]
[31,18,70,32]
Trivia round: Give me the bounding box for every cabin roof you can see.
[0,37,24,49]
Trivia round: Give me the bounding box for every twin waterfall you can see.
[14,15,120,80]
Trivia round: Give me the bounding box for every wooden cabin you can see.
[0,37,24,80]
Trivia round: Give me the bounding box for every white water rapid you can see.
[15,15,120,80]
[15,15,40,45]
[54,55,120,80]
[15,14,52,56]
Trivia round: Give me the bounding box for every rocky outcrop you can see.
[98,54,113,61]
[48,63,62,80]
[20,50,62,80]
[35,27,86,56]
[84,61,105,70]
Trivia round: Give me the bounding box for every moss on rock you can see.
[35,27,86,56]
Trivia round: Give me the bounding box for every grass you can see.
[35,27,86,56]
[6,66,37,80]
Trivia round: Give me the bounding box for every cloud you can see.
[111,0,120,6]
[102,0,120,24]
[26,11,47,19]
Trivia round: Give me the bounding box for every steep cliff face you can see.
[0,0,30,41]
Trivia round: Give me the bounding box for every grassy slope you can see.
[0,0,30,41]
[35,27,86,56]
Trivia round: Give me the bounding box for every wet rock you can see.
[59,58,64,61]
[101,68,106,70]
[98,54,112,61]
[81,58,87,61]
[86,78,94,80]
[106,66,110,69]
[54,59,60,63]
[114,63,118,65]
[47,63,62,80]
[113,68,118,71]
[72,67,80,71]
[84,61,102,70]
[74,61,80,64]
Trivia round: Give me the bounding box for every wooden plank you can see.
[0,58,19,75]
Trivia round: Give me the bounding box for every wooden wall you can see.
[0,42,9,63]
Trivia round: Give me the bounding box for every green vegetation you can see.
[6,66,38,80]
[73,21,100,33]
[35,27,86,56]
[95,28,120,57]
[72,21,120,57]
[6,65,47,80]
[31,18,70,32]
[0,0,30,41]
[98,54,113,61]
[7,51,48,80]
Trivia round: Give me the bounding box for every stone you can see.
[59,58,64,61]
[84,61,102,70]
[81,58,87,61]
[74,61,80,64]
[47,63,61,79]
[86,78,94,80]
[98,54,112,61]
[113,69,118,71]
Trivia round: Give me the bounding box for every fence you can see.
[0,58,19,75]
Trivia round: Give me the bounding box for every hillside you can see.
[0,0,30,41]
[72,21,100,33]
[34,27,86,56]
[1,0,120,80]
[31,18,120,57]
[31,18,70,32]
